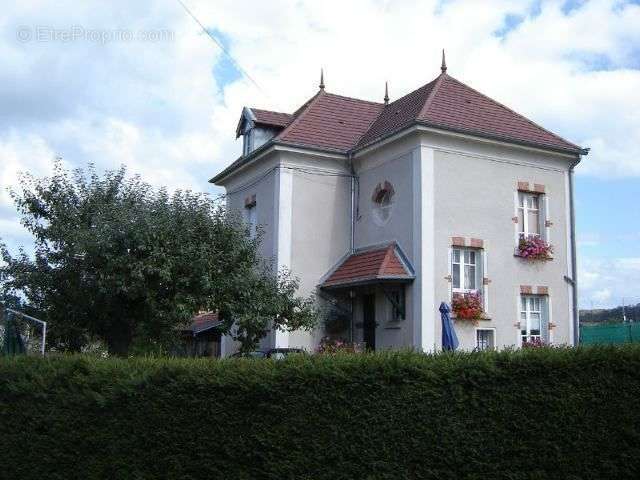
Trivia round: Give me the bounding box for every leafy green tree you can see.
[0,162,317,355]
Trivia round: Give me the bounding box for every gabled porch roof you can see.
[320,242,415,289]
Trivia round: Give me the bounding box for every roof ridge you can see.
[277,90,326,141]
[418,72,447,119]
[250,107,292,116]
[323,91,383,106]
[352,76,440,151]
[437,74,582,151]
[377,243,396,276]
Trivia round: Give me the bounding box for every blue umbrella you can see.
[440,302,459,351]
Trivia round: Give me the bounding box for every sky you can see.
[0,0,639,309]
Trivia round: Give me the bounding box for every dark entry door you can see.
[363,294,376,351]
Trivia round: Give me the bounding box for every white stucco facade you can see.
[217,126,580,355]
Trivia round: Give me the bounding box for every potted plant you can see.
[517,236,553,261]
[451,292,484,324]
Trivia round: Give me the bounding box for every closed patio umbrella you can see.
[440,302,459,351]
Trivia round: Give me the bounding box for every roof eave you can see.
[321,275,415,290]
[353,121,586,157]
[210,141,348,185]
[420,121,586,156]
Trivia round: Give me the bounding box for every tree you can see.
[0,161,317,355]
[221,267,317,353]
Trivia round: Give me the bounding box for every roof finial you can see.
[384,81,389,104]
[319,68,325,90]
[441,49,447,73]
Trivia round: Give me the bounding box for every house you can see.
[211,54,587,355]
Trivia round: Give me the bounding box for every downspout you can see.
[568,156,581,346]
[348,151,356,344]
[349,152,356,254]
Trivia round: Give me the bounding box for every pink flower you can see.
[518,236,553,261]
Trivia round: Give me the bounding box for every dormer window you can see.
[242,128,254,156]
[236,107,290,158]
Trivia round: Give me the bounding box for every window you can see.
[520,295,549,344]
[386,289,405,321]
[371,181,395,226]
[518,192,542,240]
[452,248,480,293]
[476,329,495,351]
[244,196,257,239]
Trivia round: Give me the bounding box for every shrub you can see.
[1,347,640,479]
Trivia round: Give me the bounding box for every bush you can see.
[1,347,640,479]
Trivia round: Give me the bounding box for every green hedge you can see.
[1,347,640,479]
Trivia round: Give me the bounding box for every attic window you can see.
[372,181,395,226]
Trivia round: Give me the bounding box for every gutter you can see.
[353,121,587,158]
[210,140,348,185]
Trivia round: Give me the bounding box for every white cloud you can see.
[579,257,640,308]
[0,0,639,301]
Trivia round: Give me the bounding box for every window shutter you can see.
[475,251,484,294]
[541,296,550,343]
[447,248,453,301]
[538,195,547,241]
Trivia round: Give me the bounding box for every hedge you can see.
[1,347,640,479]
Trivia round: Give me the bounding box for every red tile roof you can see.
[251,108,293,129]
[213,71,585,183]
[415,74,582,153]
[277,91,384,152]
[356,79,438,148]
[321,243,414,288]
[274,72,582,154]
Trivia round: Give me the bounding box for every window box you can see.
[451,292,485,324]
[516,236,553,261]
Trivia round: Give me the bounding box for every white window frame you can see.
[519,295,546,344]
[451,247,479,294]
[517,191,542,240]
[475,327,496,351]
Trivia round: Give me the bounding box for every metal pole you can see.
[5,308,47,356]
[41,321,47,356]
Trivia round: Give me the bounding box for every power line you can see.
[176,0,266,95]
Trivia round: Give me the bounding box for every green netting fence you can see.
[580,323,640,345]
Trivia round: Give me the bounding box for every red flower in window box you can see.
[518,236,553,261]
[522,337,545,348]
[451,292,484,323]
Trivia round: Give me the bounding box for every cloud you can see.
[579,257,640,308]
[0,0,639,303]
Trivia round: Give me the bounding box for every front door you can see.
[363,294,376,351]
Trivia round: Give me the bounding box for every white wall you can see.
[425,131,575,350]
